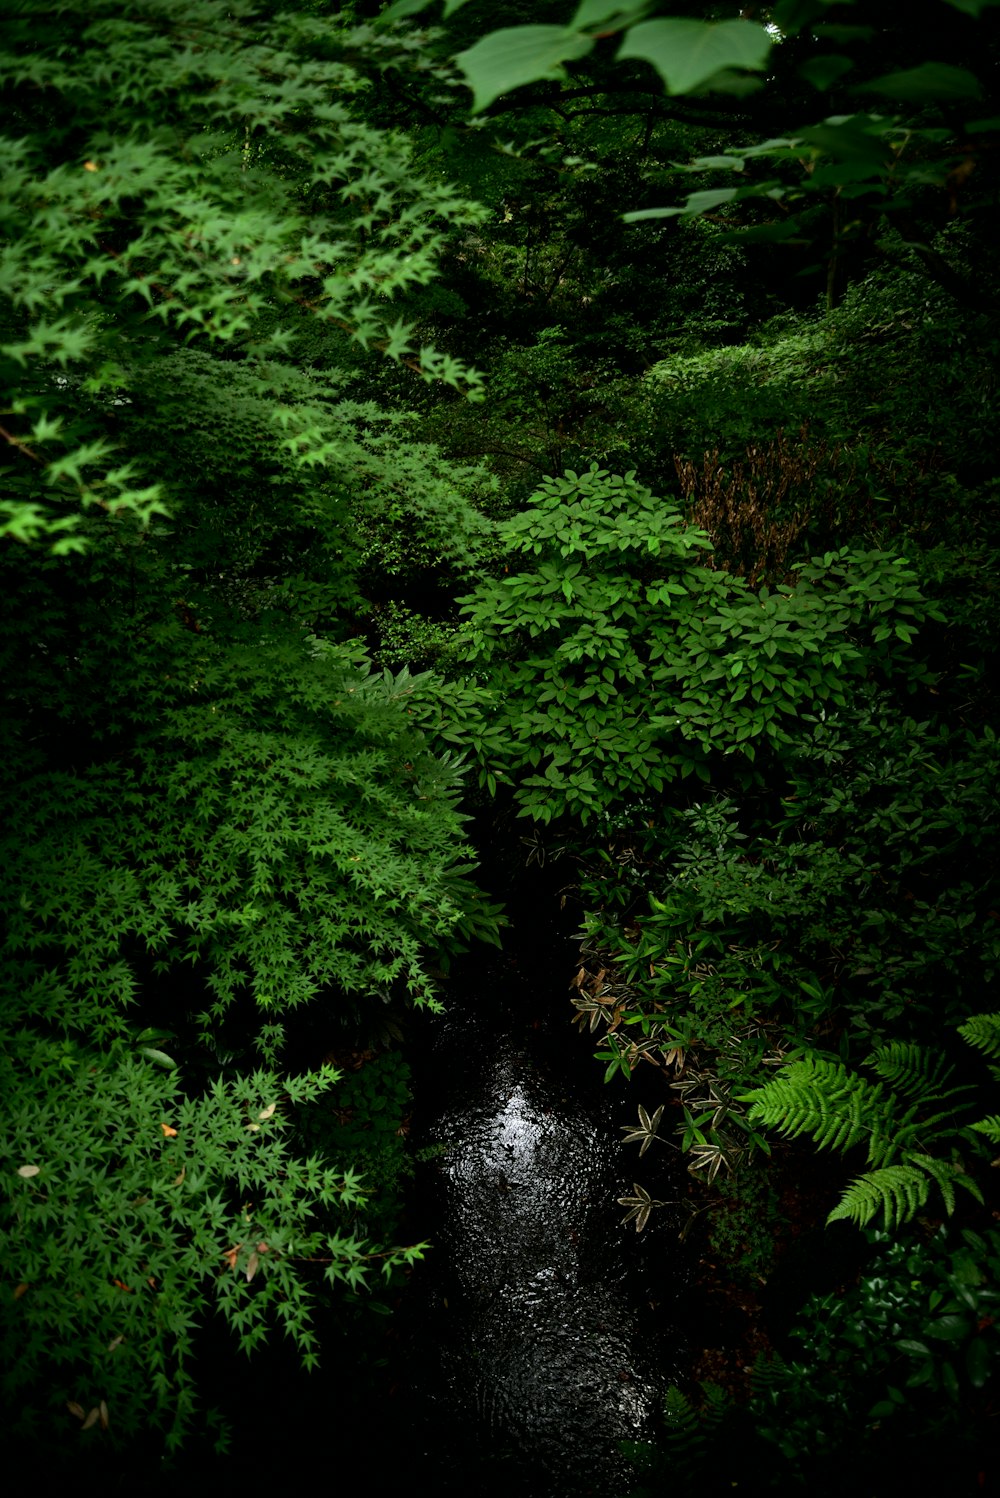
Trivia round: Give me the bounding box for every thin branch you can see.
[0,423,43,463]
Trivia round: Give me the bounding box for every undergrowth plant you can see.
[453,465,939,824]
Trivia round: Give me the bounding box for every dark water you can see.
[395,949,689,1496]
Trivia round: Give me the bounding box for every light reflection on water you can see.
[404,1000,684,1497]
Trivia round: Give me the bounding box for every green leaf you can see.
[799,54,853,91]
[140,1047,178,1070]
[380,0,435,18]
[859,63,984,102]
[455,26,595,112]
[616,18,771,96]
[941,0,1000,15]
[639,187,744,222]
[925,1313,971,1341]
[571,0,651,29]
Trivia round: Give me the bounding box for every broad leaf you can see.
[456,25,595,112]
[617,18,771,96]
[860,62,984,102]
[571,0,651,29]
[799,54,853,91]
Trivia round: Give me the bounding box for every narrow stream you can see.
[396,943,689,1496]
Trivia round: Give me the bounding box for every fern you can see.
[971,1115,1000,1143]
[745,1055,914,1166]
[867,1041,968,1108]
[662,1383,732,1481]
[958,1011,1000,1061]
[747,1050,981,1231]
[826,1158,982,1230]
[825,1165,928,1230]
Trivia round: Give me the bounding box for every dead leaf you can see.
[256,1240,269,1253]
[99,1400,109,1431]
[13,1282,29,1301]
[107,1335,124,1352]
[81,1406,100,1431]
[245,1251,260,1283]
[16,1164,40,1178]
[66,1401,85,1420]
[245,1122,260,1132]
[83,160,99,172]
[172,1166,186,1187]
[257,1102,277,1121]
[160,1123,178,1138]
[222,1244,242,1271]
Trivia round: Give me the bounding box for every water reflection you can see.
[400,972,686,1496]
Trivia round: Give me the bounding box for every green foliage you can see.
[1,1037,425,1449]
[457,464,939,823]
[0,2,510,1458]
[617,17,772,97]
[0,541,500,1440]
[745,1048,982,1230]
[439,3,772,113]
[0,0,487,548]
[656,1381,731,1485]
[959,1011,1000,1062]
[640,1226,1000,1491]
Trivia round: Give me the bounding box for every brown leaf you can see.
[16,1164,40,1178]
[257,1102,277,1121]
[66,1401,85,1421]
[222,1244,242,1271]
[160,1123,178,1138]
[172,1166,186,1187]
[245,1251,260,1283]
[13,1282,29,1301]
[107,1335,124,1352]
[81,1406,100,1431]
[99,1400,109,1431]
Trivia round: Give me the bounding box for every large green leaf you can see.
[455,25,595,112]
[624,187,742,221]
[617,18,771,95]
[571,0,651,28]
[799,53,853,91]
[860,62,984,101]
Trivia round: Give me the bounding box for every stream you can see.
[395,944,690,1496]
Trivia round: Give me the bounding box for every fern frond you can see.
[662,1381,731,1479]
[663,1385,702,1462]
[959,1012,1000,1061]
[749,1351,791,1402]
[908,1153,983,1214]
[746,1056,900,1164]
[827,1164,931,1231]
[971,1115,1000,1143]
[868,1041,961,1106]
